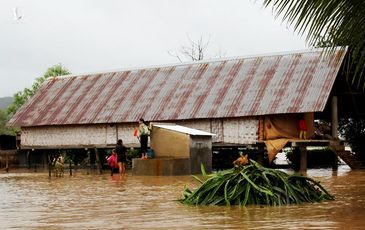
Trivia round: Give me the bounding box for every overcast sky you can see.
[0,0,308,97]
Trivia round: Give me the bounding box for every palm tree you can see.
[263,0,365,89]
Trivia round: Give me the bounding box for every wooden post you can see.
[86,148,90,175]
[95,148,103,175]
[299,146,307,173]
[331,96,339,139]
[69,159,72,176]
[5,153,9,173]
[27,150,30,169]
[332,152,338,171]
[258,116,264,141]
[33,149,37,172]
[48,153,51,177]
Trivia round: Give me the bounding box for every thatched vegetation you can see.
[181,160,334,206]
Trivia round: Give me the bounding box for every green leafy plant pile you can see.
[181,160,334,206]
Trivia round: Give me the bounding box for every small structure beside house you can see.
[133,124,215,175]
[7,47,349,172]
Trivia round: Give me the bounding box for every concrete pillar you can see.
[299,146,307,173]
[331,96,339,139]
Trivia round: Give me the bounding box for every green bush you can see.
[339,118,365,162]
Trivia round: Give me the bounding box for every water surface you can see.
[1,166,364,229]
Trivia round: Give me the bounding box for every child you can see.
[107,150,118,176]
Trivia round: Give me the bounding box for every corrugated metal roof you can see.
[8,48,346,127]
[153,124,216,136]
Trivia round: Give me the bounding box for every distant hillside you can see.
[0,97,13,110]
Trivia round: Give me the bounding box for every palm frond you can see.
[263,0,365,89]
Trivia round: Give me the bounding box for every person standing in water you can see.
[138,118,150,159]
[107,150,118,176]
[116,139,127,174]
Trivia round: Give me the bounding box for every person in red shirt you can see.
[299,115,308,139]
[107,150,118,176]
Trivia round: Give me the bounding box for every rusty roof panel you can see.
[8,48,347,127]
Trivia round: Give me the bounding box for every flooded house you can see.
[7,48,349,172]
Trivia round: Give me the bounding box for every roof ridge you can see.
[54,47,343,80]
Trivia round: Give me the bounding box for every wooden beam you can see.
[331,96,339,139]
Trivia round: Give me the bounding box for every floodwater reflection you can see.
[1,165,365,229]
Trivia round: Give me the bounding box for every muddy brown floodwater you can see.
[1,165,365,229]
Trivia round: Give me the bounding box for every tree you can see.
[0,64,70,135]
[263,0,365,90]
[7,64,70,116]
[168,36,210,62]
[168,35,226,62]
[0,109,13,135]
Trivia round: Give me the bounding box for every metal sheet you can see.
[8,48,347,127]
[153,124,215,136]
